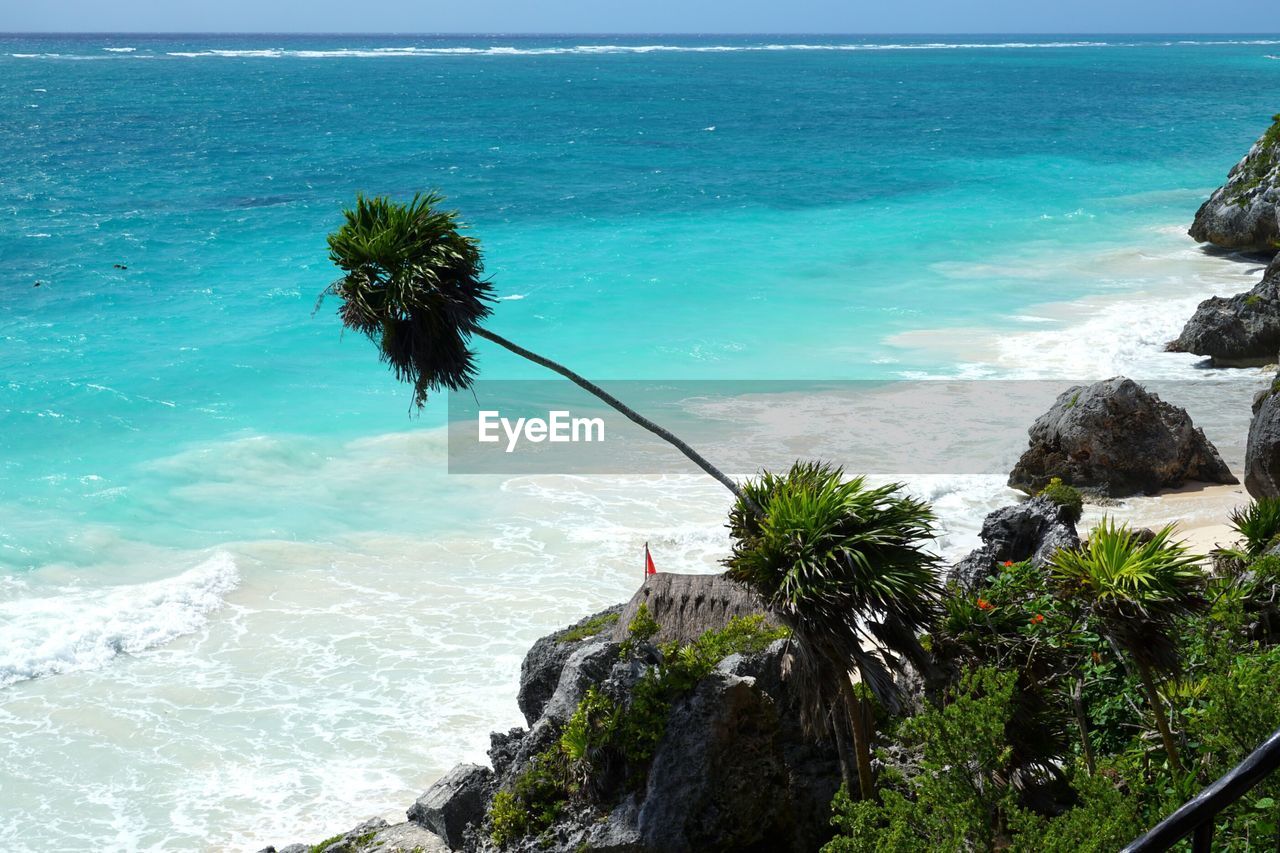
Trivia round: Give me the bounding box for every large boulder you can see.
[947,495,1081,592]
[1190,114,1280,252]
[1247,386,1280,498]
[1168,255,1280,366]
[609,572,776,646]
[636,672,793,853]
[408,764,495,850]
[1007,377,1237,498]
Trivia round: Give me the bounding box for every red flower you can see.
[976,598,993,611]
[1030,613,1045,625]
[1002,560,1014,567]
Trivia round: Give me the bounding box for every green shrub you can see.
[1230,498,1280,558]
[488,753,570,847]
[619,603,659,656]
[1039,476,1083,523]
[823,667,1136,852]
[558,611,620,643]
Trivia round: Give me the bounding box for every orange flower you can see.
[1030,613,1045,625]
[1002,560,1014,567]
[976,597,993,611]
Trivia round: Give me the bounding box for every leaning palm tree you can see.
[723,461,941,800]
[322,192,757,511]
[1050,519,1206,773]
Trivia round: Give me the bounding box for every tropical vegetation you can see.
[824,503,1280,851]
[723,462,940,800]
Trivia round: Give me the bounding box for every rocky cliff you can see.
[1190,114,1280,252]
[1168,254,1280,366]
[264,575,838,853]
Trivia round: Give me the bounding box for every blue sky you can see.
[5,0,1279,34]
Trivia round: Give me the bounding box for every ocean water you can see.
[1,33,1279,851]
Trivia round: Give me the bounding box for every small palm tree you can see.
[1228,497,1280,558]
[322,192,756,511]
[723,461,941,799]
[1050,519,1206,772]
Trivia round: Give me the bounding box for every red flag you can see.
[644,542,657,576]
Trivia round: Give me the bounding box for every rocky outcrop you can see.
[635,672,793,852]
[1008,377,1237,497]
[408,764,495,849]
[262,817,448,853]
[1246,385,1280,498]
[1190,114,1280,252]
[518,605,623,725]
[478,637,838,853]
[947,495,1081,592]
[1168,255,1280,366]
[609,572,778,646]
[269,577,834,853]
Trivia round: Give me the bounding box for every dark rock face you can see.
[541,640,624,723]
[518,605,623,725]
[1168,256,1280,366]
[408,764,495,850]
[1007,377,1237,498]
[637,672,792,853]
[1246,387,1280,498]
[609,572,777,646]
[947,495,1081,592]
[1189,115,1280,252]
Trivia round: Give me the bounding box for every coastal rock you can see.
[286,818,449,853]
[609,571,776,646]
[479,630,839,853]
[636,672,792,853]
[518,605,623,725]
[947,495,1081,591]
[1007,377,1237,498]
[1246,386,1280,498]
[1189,114,1280,251]
[1168,255,1280,366]
[541,640,623,723]
[408,763,495,850]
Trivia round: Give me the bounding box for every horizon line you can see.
[5,30,1280,37]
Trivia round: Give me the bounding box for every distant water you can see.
[1,33,1278,851]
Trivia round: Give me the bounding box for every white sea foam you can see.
[0,552,239,687]
[18,39,1280,62]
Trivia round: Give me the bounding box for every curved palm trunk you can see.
[841,677,876,800]
[1135,659,1183,773]
[473,327,762,516]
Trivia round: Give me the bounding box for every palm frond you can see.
[324,192,494,407]
[1229,497,1280,558]
[724,461,941,728]
[1050,518,1206,672]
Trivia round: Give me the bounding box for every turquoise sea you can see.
[1,33,1279,850]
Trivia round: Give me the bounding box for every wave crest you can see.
[0,552,239,688]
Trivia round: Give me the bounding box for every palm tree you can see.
[321,192,757,512]
[723,461,941,799]
[1049,519,1206,773]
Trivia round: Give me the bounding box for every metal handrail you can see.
[1122,726,1280,852]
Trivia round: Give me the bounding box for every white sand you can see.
[1078,481,1252,556]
